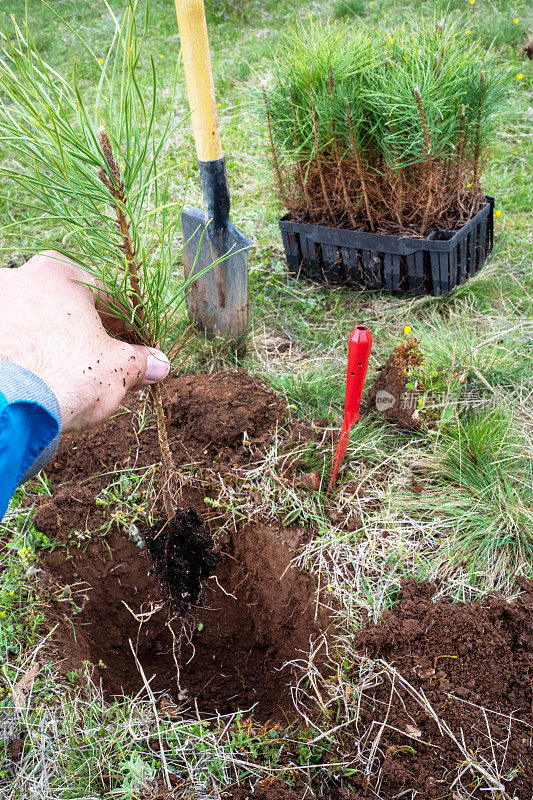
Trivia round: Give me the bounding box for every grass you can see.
[5,670,321,797]
[420,410,532,573]
[0,0,531,797]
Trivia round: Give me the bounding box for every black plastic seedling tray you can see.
[279,197,494,296]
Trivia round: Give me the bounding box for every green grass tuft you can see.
[425,410,532,576]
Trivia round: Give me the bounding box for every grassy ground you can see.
[0,0,531,797]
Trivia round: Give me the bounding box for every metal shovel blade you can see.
[182,159,252,345]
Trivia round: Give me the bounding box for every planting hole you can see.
[37,371,330,721]
[44,518,329,721]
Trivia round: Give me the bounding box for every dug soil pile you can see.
[348,580,532,799]
[35,370,284,537]
[38,371,330,721]
[225,581,532,799]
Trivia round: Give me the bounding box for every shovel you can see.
[326,325,372,495]
[174,0,252,347]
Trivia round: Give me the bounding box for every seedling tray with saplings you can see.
[261,18,505,295]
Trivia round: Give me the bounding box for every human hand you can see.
[0,250,170,432]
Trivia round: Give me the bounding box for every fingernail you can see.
[145,348,170,384]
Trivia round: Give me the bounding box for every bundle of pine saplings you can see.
[260,17,507,237]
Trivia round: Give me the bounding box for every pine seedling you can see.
[0,2,217,520]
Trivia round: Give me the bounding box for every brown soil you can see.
[34,369,283,551]
[225,782,354,799]
[168,372,283,451]
[32,369,532,796]
[35,371,283,616]
[43,370,284,495]
[7,738,24,762]
[35,372,328,721]
[226,785,304,800]
[367,339,424,429]
[42,515,328,721]
[348,580,533,799]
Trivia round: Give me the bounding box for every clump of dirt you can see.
[349,580,532,799]
[34,484,99,537]
[168,371,283,450]
[7,738,24,762]
[144,508,220,612]
[367,338,424,429]
[44,371,284,493]
[42,509,330,721]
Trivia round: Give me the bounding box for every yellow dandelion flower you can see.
[0,612,5,618]
[495,209,501,217]
[514,18,519,24]
[370,1,374,4]
[217,102,221,107]
[121,164,125,169]
[470,0,475,5]
[466,28,471,33]
[516,73,523,80]
[130,150,133,155]
[160,55,164,59]
[389,38,393,44]
[307,12,312,17]
[9,591,14,596]
[404,325,412,335]
[467,183,472,188]
[98,58,104,65]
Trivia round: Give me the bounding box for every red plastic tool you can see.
[326,325,372,495]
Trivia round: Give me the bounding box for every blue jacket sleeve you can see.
[0,361,61,522]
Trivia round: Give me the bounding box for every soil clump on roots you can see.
[367,338,424,429]
[144,509,220,612]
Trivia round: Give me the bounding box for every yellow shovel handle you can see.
[174,0,222,162]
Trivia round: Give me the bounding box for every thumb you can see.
[135,345,171,389]
[119,343,170,391]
